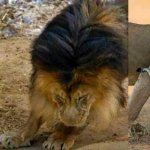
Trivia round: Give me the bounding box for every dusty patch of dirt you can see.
[128,87,150,150]
[0,37,128,149]
[0,37,32,133]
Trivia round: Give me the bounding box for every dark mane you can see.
[32,0,127,83]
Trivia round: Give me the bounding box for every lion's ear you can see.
[80,0,127,35]
[94,7,127,35]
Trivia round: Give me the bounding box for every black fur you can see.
[32,0,127,83]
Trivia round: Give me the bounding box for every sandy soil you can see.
[0,37,149,149]
[128,87,150,150]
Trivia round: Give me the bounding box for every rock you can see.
[22,14,35,24]
[1,26,15,37]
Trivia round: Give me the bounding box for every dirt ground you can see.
[128,87,150,150]
[0,37,149,150]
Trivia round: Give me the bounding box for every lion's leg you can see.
[43,123,84,150]
[1,112,42,149]
[1,90,48,149]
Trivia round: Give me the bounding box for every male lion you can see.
[1,0,127,149]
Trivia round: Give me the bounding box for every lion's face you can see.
[52,85,95,127]
[34,70,98,127]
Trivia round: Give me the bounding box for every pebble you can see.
[22,14,35,24]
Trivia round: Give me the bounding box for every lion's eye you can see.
[55,95,65,106]
[77,95,88,109]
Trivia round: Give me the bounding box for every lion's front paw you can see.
[43,133,75,150]
[43,140,69,150]
[0,135,16,149]
[0,134,31,149]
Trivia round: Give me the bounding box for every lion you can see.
[1,0,127,149]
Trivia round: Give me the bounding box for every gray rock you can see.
[0,26,16,37]
[22,15,35,24]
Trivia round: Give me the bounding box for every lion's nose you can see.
[62,107,80,124]
[65,107,78,119]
